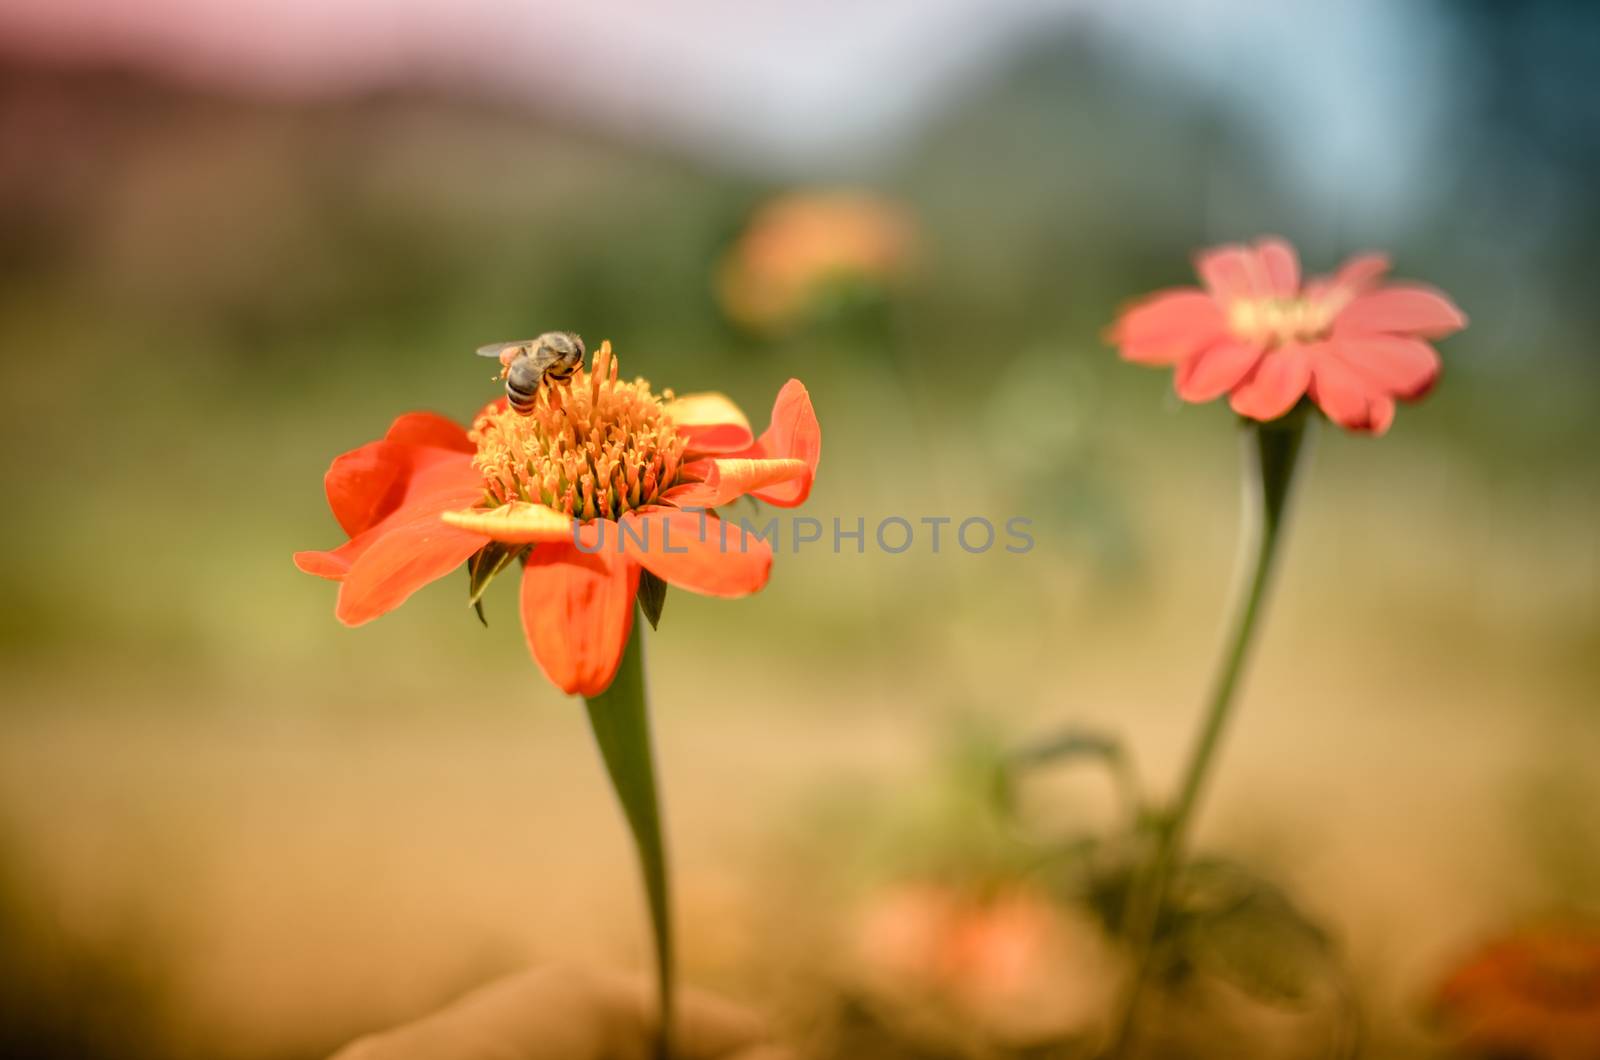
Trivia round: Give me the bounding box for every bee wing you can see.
[524,346,562,372]
[475,341,528,359]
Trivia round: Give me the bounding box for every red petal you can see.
[1229,344,1312,421]
[322,412,473,537]
[656,385,819,512]
[334,516,490,626]
[615,508,772,598]
[299,461,485,580]
[322,419,481,538]
[324,440,411,537]
[1333,335,1441,401]
[659,458,810,510]
[519,543,639,697]
[665,392,756,455]
[746,379,820,507]
[1174,340,1263,403]
[293,548,349,579]
[384,411,474,452]
[1109,289,1225,365]
[1334,284,1466,338]
[475,396,509,419]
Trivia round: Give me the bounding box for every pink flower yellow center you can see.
[1226,296,1335,347]
[469,342,687,522]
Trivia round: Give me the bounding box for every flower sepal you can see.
[466,541,526,627]
[637,569,668,631]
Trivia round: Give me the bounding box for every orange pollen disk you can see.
[1227,296,1335,347]
[468,343,686,522]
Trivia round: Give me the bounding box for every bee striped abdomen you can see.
[506,359,543,413]
[477,331,586,416]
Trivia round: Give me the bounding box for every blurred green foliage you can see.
[1,50,1594,690]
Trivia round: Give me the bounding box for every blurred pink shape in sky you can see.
[0,0,1451,213]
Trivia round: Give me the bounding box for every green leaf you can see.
[637,570,668,630]
[1054,832,1149,936]
[465,543,525,626]
[583,616,675,1054]
[1006,723,1144,826]
[1178,861,1335,1007]
[1012,725,1125,768]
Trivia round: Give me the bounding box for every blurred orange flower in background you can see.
[1109,236,1466,434]
[854,882,1116,1049]
[1432,921,1600,1060]
[717,189,914,334]
[296,342,819,696]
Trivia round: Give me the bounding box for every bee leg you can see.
[546,385,569,417]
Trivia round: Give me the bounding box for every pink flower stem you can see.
[1107,412,1311,1057]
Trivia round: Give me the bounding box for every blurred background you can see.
[0,0,1596,1057]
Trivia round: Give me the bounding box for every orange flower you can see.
[860,884,1062,999]
[1432,922,1600,1060]
[295,342,820,696]
[855,882,1115,1045]
[1109,236,1465,435]
[717,190,914,333]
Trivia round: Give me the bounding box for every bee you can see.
[476,331,586,414]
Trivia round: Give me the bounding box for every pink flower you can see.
[1109,237,1466,435]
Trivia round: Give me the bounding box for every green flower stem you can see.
[584,614,675,1059]
[1107,413,1311,1056]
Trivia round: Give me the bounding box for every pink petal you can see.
[1255,237,1300,298]
[1330,253,1391,296]
[1368,396,1395,435]
[1196,245,1261,303]
[1110,289,1225,365]
[1228,344,1312,421]
[1174,340,1264,403]
[1334,284,1466,338]
[1333,335,1441,401]
[1309,349,1395,434]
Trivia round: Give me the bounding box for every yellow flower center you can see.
[1227,297,1334,346]
[469,342,686,521]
